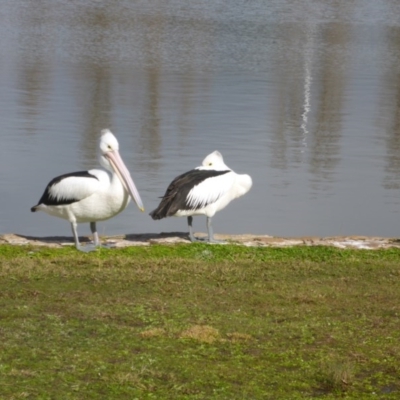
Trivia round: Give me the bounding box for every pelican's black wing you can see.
[31,171,99,210]
[149,169,230,219]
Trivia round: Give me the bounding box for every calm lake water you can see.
[1,0,400,239]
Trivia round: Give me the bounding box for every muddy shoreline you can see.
[1,233,400,250]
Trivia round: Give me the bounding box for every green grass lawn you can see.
[0,244,399,399]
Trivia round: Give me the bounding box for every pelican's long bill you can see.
[106,150,145,212]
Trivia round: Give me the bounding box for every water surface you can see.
[1,0,400,238]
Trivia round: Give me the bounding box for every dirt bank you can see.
[1,232,400,250]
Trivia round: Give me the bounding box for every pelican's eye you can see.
[208,162,212,166]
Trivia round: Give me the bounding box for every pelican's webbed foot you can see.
[76,243,98,252]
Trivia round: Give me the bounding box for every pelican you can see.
[31,129,144,252]
[149,151,252,243]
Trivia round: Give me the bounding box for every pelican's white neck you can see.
[99,153,113,173]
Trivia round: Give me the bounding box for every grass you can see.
[0,243,399,399]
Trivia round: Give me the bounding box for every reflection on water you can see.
[1,0,400,238]
[381,25,400,192]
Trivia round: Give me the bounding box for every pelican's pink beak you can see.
[106,150,145,212]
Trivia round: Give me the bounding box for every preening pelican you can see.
[31,129,144,252]
[149,151,252,243]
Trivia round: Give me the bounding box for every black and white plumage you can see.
[150,151,252,243]
[31,129,144,252]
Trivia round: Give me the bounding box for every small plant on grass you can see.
[316,358,355,394]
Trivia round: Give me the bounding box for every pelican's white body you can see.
[175,169,252,218]
[35,169,131,224]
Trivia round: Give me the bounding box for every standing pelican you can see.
[149,151,252,243]
[31,129,144,251]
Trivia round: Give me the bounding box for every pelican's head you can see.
[99,129,120,157]
[98,129,145,212]
[201,150,229,171]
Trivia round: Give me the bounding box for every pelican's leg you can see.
[90,222,115,249]
[187,216,204,242]
[71,221,81,248]
[71,221,96,252]
[90,222,100,246]
[206,217,226,244]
